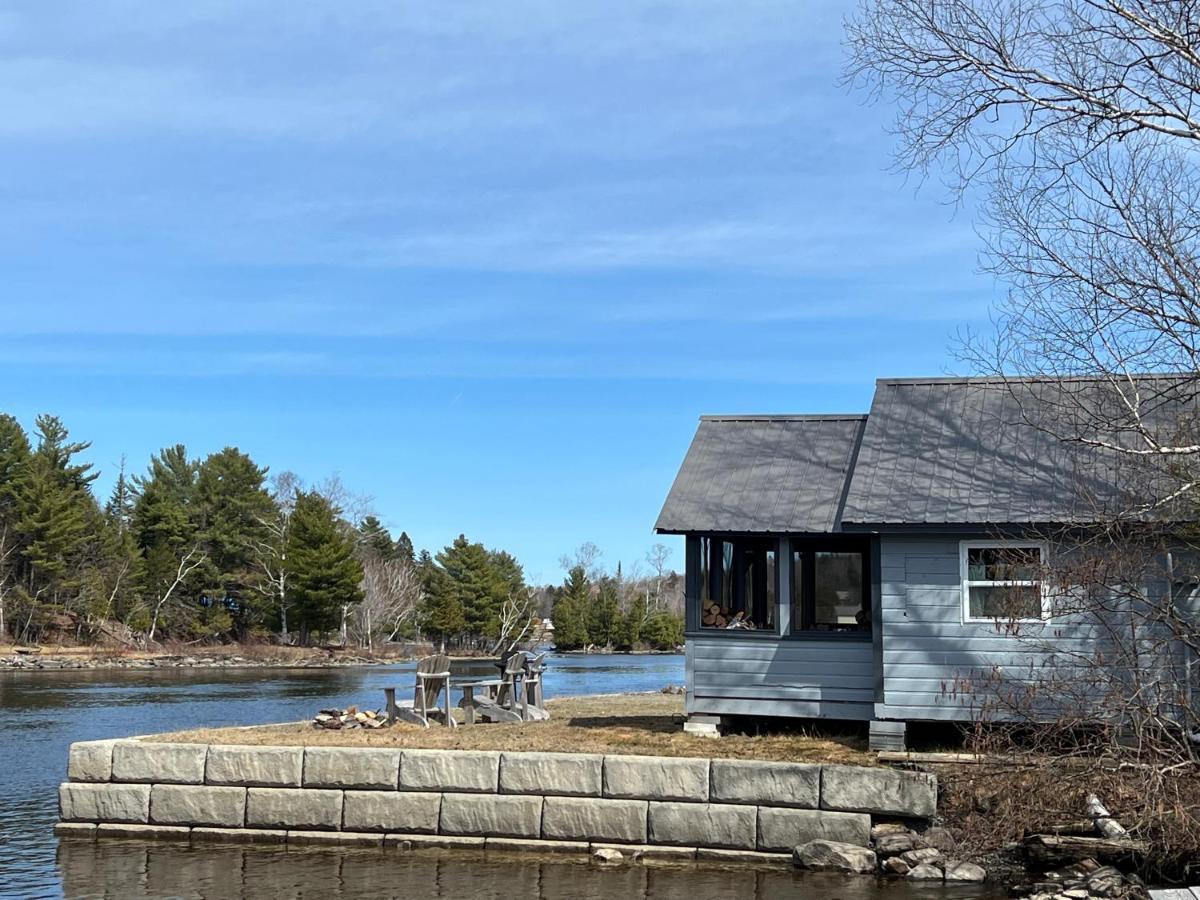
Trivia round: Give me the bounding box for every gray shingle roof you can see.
[654,415,867,534]
[841,376,1200,525]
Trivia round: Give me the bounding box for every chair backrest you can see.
[526,652,546,673]
[417,654,451,676]
[503,652,526,676]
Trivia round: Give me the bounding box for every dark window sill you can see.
[784,631,872,642]
[686,629,780,640]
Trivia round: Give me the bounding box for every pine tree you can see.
[286,490,363,643]
[0,415,31,639]
[437,535,507,643]
[394,531,415,566]
[195,447,273,633]
[357,516,395,560]
[15,416,102,606]
[419,548,464,647]
[131,445,205,638]
[588,577,620,647]
[552,565,590,650]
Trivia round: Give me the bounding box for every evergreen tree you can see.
[394,531,415,566]
[105,458,136,535]
[195,447,273,632]
[15,416,102,605]
[552,565,590,650]
[437,535,507,642]
[356,516,395,560]
[418,548,464,647]
[489,549,526,605]
[131,445,205,637]
[641,611,684,650]
[286,490,363,643]
[588,578,620,647]
[615,596,647,650]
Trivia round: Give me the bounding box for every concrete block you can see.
[303,747,400,790]
[695,848,791,865]
[485,837,589,854]
[756,808,871,852]
[60,782,150,824]
[54,823,97,839]
[709,760,820,808]
[287,830,383,847]
[150,784,246,828]
[191,827,287,844]
[820,765,937,818]
[112,742,207,785]
[399,750,499,793]
[439,793,543,839]
[384,834,486,850]
[342,790,440,834]
[68,740,119,783]
[602,755,708,802]
[647,801,756,850]
[500,752,602,797]
[95,823,191,841]
[206,746,303,787]
[245,788,342,831]
[541,797,648,844]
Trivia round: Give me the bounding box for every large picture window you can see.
[698,536,776,631]
[961,542,1045,621]
[791,544,869,634]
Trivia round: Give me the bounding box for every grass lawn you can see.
[148,692,874,765]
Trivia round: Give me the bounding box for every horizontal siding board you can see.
[693,684,873,703]
[690,658,880,676]
[691,697,874,721]
[693,674,875,692]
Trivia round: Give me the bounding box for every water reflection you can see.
[57,841,1005,900]
[0,654,683,897]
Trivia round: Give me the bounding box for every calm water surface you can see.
[0,654,1000,899]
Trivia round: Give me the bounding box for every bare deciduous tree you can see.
[252,470,301,641]
[490,588,540,655]
[848,0,1200,868]
[350,555,424,650]
[146,544,207,644]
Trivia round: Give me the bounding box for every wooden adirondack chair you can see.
[385,654,455,728]
[522,652,549,720]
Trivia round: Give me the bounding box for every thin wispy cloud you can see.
[0,0,993,574]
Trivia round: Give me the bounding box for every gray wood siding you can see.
[875,534,1200,722]
[686,635,874,720]
[880,534,1044,721]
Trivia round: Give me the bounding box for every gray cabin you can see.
[655,376,1200,749]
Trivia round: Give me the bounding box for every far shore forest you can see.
[0,413,684,653]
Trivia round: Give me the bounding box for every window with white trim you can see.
[961,543,1045,621]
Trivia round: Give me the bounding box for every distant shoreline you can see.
[0,644,682,672]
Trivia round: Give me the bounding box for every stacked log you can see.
[701,603,756,629]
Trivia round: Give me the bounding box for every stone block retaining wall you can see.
[58,742,937,862]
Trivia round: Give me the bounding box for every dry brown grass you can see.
[147,693,873,765]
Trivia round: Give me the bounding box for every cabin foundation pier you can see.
[868,720,906,753]
[682,715,721,738]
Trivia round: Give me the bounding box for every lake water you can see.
[0,653,1001,899]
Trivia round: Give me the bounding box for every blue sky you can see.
[0,1,993,583]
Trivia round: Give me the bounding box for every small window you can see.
[700,537,775,631]
[961,543,1044,621]
[791,545,869,634]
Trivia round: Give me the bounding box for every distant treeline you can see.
[0,413,683,652]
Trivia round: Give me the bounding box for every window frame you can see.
[696,534,781,636]
[787,537,871,640]
[959,540,1048,624]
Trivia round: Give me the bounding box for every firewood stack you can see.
[701,602,756,629]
